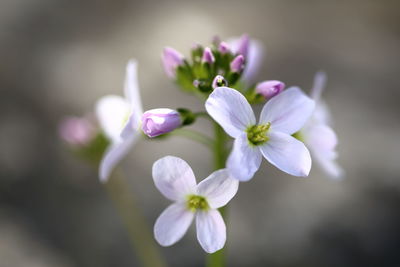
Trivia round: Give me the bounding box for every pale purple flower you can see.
[228,34,265,83]
[230,55,245,73]
[153,156,239,253]
[212,75,228,89]
[141,108,181,138]
[96,59,143,182]
[256,80,285,99]
[206,87,315,181]
[202,47,215,64]
[59,116,95,146]
[300,72,344,179]
[162,47,184,78]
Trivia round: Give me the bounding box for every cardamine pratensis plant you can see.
[59,34,343,267]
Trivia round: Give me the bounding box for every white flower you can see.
[153,156,239,253]
[206,87,315,181]
[299,72,344,179]
[96,59,143,182]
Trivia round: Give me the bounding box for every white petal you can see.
[305,124,338,157]
[99,133,139,183]
[316,156,345,179]
[197,169,239,209]
[206,87,255,138]
[260,87,315,135]
[310,71,327,103]
[227,134,262,181]
[96,95,131,143]
[242,40,265,83]
[154,203,194,247]
[152,156,197,201]
[260,132,311,177]
[196,210,226,253]
[124,59,143,115]
[304,124,344,179]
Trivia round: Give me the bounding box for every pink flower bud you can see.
[218,42,230,54]
[59,116,95,146]
[237,34,250,57]
[141,109,181,138]
[212,75,228,89]
[162,47,184,78]
[230,55,245,73]
[255,80,285,99]
[201,47,215,64]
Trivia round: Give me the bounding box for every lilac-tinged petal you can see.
[305,124,337,157]
[141,108,181,138]
[206,87,255,138]
[152,156,197,201]
[162,47,184,78]
[96,95,131,143]
[255,80,285,99]
[59,116,95,146]
[218,42,230,54]
[124,59,143,115]
[227,134,262,181]
[196,210,226,253]
[212,75,228,89]
[202,47,215,64]
[260,87,315,135]
[313,101,332,126]
[310,71,327,103]
[260,132,311,177]
[230,55,245,73]
[197,169,239,209]
[154,203,194,247]
[99,133,140,182]
[304,124,343,179]
[228,35,265,83]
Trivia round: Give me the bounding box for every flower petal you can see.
[227,35,265,83]
[197,169,239,209]
[206,87,255,138]
[304,124,344,179]
[152,156,197,201]
[99,133,140,182]
[154,203,194,247]
[124,59,143,115]
[227,133,262,181]
[260,87,315,135]
[310,71,327,103]
[260,132,311,177]
[96,95,131,143]
[120,60,143,139]
[196,210,226,253]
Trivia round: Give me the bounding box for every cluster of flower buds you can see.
[162,35,251,94]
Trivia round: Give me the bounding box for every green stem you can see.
[206,122,228,267]
[105,169,166,267]
[172,128,214,148]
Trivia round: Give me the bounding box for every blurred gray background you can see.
[1,0,400,266]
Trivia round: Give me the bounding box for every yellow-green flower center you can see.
[187,195,209,212]
[247,123,271,146]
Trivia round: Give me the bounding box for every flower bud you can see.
[162,47,184,78]
[141,109,181,138]
[212,75,228,89]
[255,80,285,99]
[237,34,250,57]
[59,116,95,146]
[201,47,215,64]
[218,42,230,54]
[230,55,245,73]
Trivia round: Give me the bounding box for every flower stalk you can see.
[206,122,229,267]
[105,169,166,267]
